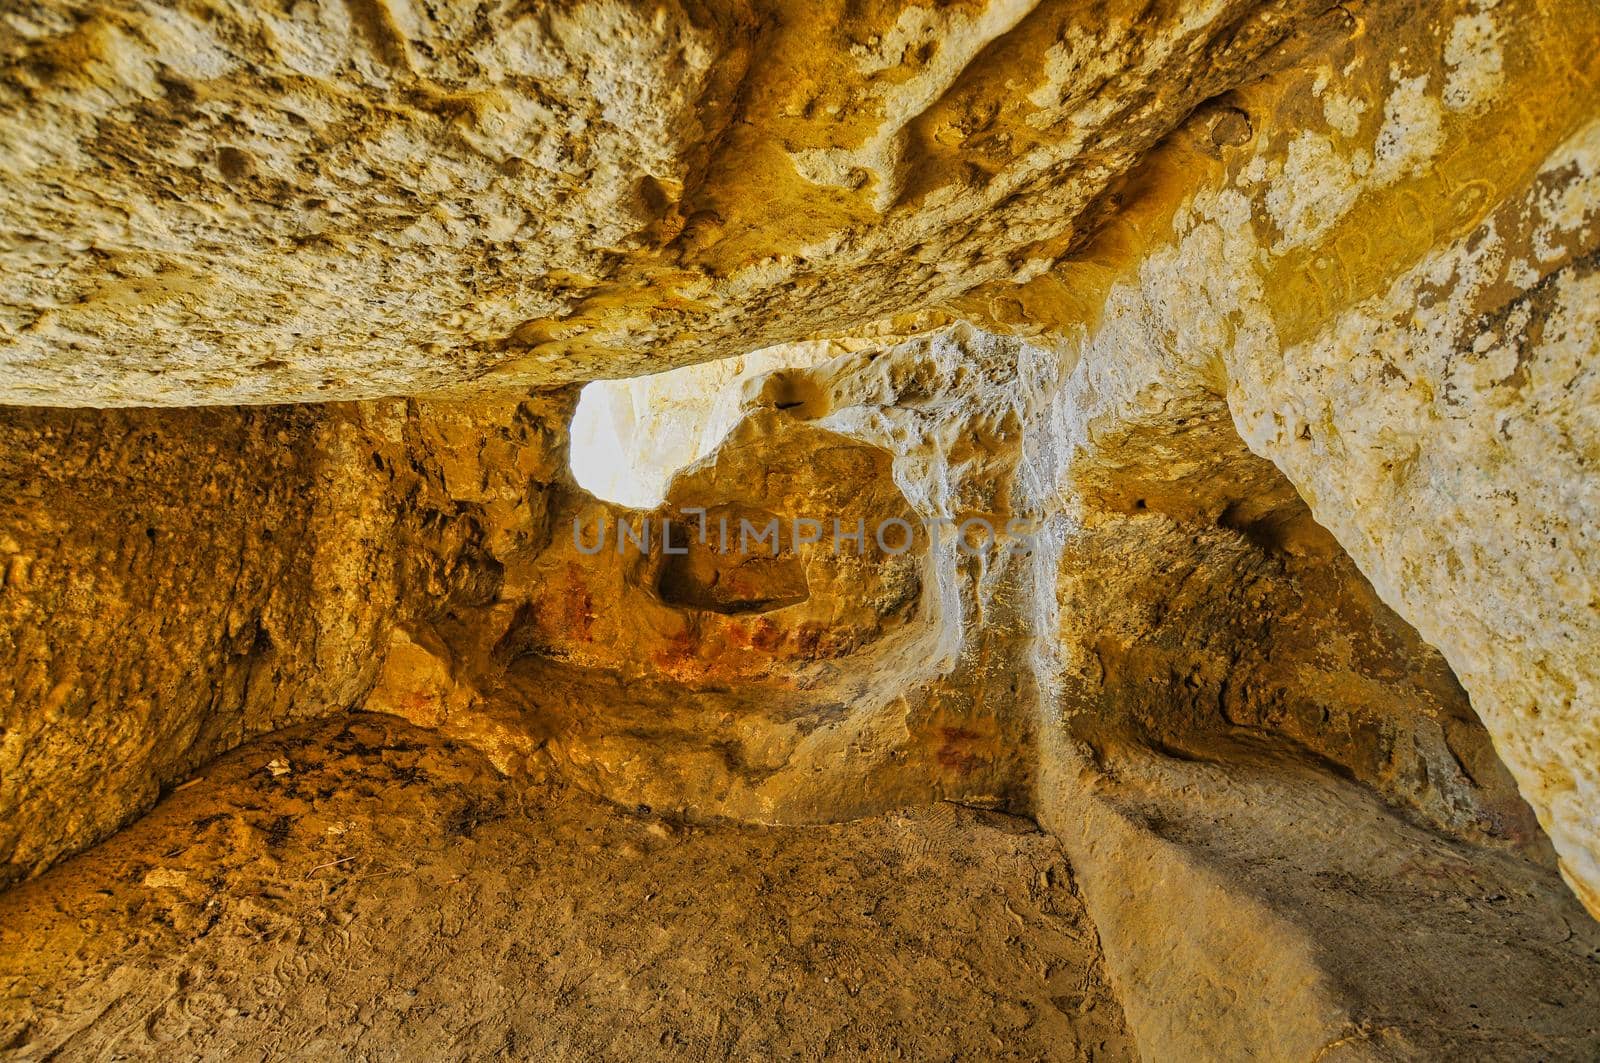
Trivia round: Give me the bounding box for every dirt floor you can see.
[0,714,1132,1061]
[1059,734,1600,1059]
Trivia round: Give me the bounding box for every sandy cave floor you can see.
[0,715,1132,1061]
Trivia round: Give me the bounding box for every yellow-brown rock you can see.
[1,0,1599,1058]
[1,0,1341,404]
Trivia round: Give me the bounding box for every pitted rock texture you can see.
[0,0,1343,405]
[973,0,1600,917]
[6,325,1599,1061]
[0,403,394,887]
[2,0,1600,1059]
[0,390,570,887]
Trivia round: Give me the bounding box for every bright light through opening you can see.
[567,343,839,509]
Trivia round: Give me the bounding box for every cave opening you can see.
[3,0,1600,1057]
[567,344,837,509]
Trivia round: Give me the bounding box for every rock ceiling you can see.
[2,1,1600,1056]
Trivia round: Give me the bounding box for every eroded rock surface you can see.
[2,0,1599,1059]
[0,0,1345,404]
[0,714,1133,1062]
[988,0,1600,914]
[0,390,570,885]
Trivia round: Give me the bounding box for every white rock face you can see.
[1002,5,1600,913]
[1230,119,1600,914]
